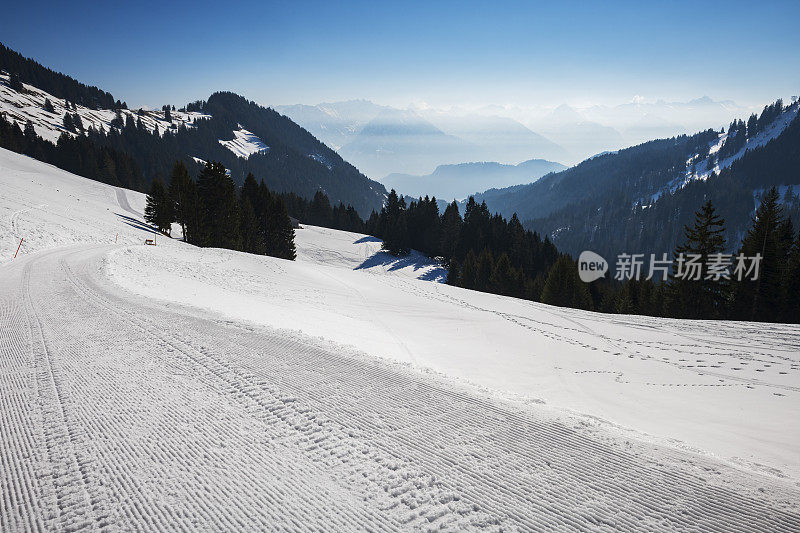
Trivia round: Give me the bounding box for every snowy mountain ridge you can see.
[643,101,800,206]
[0,72,270,161]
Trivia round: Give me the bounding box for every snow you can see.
[218,126,269,158]
[675,102,799,190]
[2,146,800,529]
[0,72,211,142]
[638,102,799,207]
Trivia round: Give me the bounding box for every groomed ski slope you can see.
[1,147,800,530]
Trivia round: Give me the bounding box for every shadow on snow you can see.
[355,248,447,282]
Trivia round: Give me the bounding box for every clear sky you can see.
[1,0,798,110]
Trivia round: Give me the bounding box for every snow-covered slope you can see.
[2,147,799,529]
[0,72,270,160]
[218,125,269,158]
[652,101,800,202]
[0,73,210,141]
[0,146,151,263]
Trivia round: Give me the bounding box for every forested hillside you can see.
[0,43,386,216]
[526,102,800,259]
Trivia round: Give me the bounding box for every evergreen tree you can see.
[446,258,460,286]
[196,162,241,249]
[263,194,296,260]
[23,120,36,142]
[43,98,55,113]
[167,161,194,240]
[489,253,516,296]
[731,187,790,322]
[460,250,478,289]
[382,189,409,255]
[475,248,494,291]
[62,112,74,132]
[541,256,592,310]
[239,196,264,254]
[665,200,727,319]
[439,200,462,260]
[9,71,24,91]
[782,230,800,322]
[72,113,84,133]
[144,179,173,235]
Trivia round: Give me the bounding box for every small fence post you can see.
[13,238,23,259]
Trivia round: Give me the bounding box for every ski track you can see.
[1,244,799,531]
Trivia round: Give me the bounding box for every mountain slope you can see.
[384,158,567,200]
[0,44,386,216]
[482,100,800,259]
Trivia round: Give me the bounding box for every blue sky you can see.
[1,0,798,109]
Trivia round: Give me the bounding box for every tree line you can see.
[367,191,560,300]
[0,113,145,190]
[145,161,296,260]
[365,188,798,323]
[543,189,799,323]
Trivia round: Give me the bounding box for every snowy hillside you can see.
[649,101,800,204]
[0,72,271,161]
[2,147,799,530]
[218,125,269,157]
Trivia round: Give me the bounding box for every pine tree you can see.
[196,162,241,249]
[382,189,409,255]
[23,120,36,141]
[439,200,462,260]
[144,180,173,235]
[72,113,84,133]
[475,248,494,291]
[62,112,74,132]
[665,200,727,319]
[263,195,296,260]
[9,72,23,91]
[782,230,800,322]
[731,188,790,322]
[446,258,460,285]
[541,255,592,310]
[489,253,516,296]
[167,161,194,241]
[239,196,264,254]
[460,250,478,289]
[43,98,55,113]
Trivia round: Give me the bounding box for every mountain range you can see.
[384,159,567,201]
